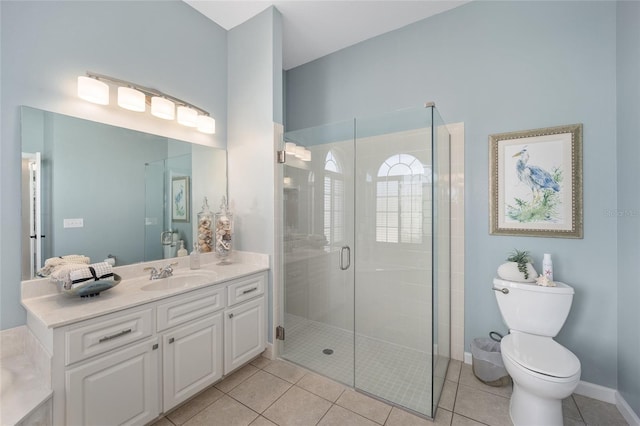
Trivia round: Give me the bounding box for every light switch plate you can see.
[63,218,84,228]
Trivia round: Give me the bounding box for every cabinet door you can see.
[163,313,223,411]
[224,296,265,374]
[66,338,159,426]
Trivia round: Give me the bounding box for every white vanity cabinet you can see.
[60,304,160,426]
[158,285,225,411]
[224,274,266,373]
[65,337,160,426]
[36,270,268,426]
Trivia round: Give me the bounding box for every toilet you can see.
[493,278,581,426]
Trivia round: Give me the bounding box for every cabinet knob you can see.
[228,313,234,319]
[169,337,175,344]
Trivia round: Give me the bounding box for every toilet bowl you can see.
[501,332,580,426]
[493,278,581,426]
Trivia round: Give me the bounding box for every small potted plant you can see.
[497,249,538,283]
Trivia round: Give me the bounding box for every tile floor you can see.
[283,314,433,414]
[151,356,629,426]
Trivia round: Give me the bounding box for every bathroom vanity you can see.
[21,253,268,426]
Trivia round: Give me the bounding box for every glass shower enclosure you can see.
[280,105,451,418]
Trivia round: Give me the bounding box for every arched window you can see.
[376,154,429,244]
[324,151,344,245]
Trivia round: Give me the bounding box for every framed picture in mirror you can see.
[172,176,190,222]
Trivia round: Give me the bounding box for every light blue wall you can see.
[285,1,619,388]
[616,1,640,416]
[227,7,283,343]
[0,1,228,329]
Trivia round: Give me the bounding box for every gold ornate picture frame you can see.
[489,123,583,238]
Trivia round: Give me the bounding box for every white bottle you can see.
[177,240,188,257]
[542,253,553,280]
[190,243,200,270]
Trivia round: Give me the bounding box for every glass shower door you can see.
[354,107,439,417]
[281,106,451,419]
[431,106,451,416]
[281,120,356,387]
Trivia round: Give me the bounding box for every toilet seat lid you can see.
[502,334,581,378]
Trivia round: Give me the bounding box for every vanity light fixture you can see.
[177,106,198,127]
[285,142,297,155]
[283,142,311,162]
[197,115,216,134]
[76,71,215,134]
[117,87,146,112]
[151,97,175,120]
[77,76,109,105]
[294,146,306,159]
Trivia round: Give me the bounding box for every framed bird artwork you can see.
[489,123,583,238]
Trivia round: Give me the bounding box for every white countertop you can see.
[21,252,269,329]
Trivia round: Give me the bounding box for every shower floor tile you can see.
[282,314,433,415]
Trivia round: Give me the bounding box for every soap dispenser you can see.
[177,240,188,257]
[190,243,200,270]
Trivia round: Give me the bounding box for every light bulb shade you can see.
[77,76,109,105]
[197,115,216,134]
[294,146,306,158]
[117,87,146,112]
[151,97,175,120]
[177,106,198,127]
[285,142,297,154]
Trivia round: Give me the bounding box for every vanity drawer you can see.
[157,285,225,332]
[65,307,153,366]
[227,273,265,307]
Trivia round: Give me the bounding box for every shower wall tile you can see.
[356,268,432,351]
[452,325,465,361]
[452,288,464,310]
[449,123,465,362]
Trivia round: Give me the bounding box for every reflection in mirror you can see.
[21,106,226,279]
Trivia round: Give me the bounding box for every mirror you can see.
[21,106,226,279]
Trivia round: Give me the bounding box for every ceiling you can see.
[184,1,469,70]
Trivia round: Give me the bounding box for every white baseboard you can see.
[616,392,640,426]
[574,381,617,404]
[576,383,640,426]
[263,342,275,360]
[464,350,639,423]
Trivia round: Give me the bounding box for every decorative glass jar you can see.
[215,196,233,263]
[197,198,213,253]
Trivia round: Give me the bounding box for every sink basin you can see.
[140,270,217,291]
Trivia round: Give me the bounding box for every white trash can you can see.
[470,334,510,387]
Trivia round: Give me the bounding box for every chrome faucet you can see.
[143,262,178,280]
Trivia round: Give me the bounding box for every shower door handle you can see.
[339,246,351,270]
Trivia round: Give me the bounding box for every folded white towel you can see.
[50,263,92,284]
[69,262,114,289]
[38,255,90,277]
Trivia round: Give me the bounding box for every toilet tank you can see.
[493,278,575,337]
